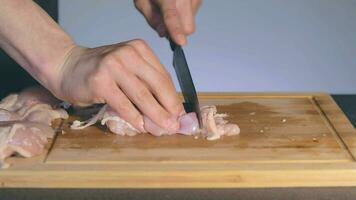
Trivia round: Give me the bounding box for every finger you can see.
[132,56,183,117]
[125,41,184,117]
[126,39,169,76]
[155,22,168,37]
[134,0,166,37]
[191,0,202,15]
[103,85,145,132]
[87,66,145,132]
[154,0,186,45]
[113,45,183,117]
[136,61,183,117]
[108,49,180,132]
[176,0,195,35]
[120,72,179,133]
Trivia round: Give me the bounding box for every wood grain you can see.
[1,93,356,188]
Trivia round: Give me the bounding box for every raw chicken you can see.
[0,122,54,161]
[200,106,240,140]
[102,106,141,136]
[71,105,141,136]
[0,87,67,125]
[0,86,60,111]
[0,87,68,168]
[71,105,240,140]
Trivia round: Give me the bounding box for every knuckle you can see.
[135,87,150,102]
[88,71,102,85]
[118,45,138,59]
[117,99,132,113]
[159,72,174,86]
[133,0,143,10]
[87,73,104,94]
[154,72,174,91]
[155,73,168,84]
[169,25,182,36]
[132,113,143,126]
[129,39,149,51]
[163,8,178,21]
[100,54,120,70]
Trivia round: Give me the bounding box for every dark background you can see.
[1,188,356,200]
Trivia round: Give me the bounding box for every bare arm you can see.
[0,0,183,132]
[0,0,75,93]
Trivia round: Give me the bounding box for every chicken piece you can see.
[101,107,140,136]
[0,94,18,111]
[0,122,55,167]
[0,104,68,125]
[177,112,200,135]
[14,86,60,109]
[0,109,20,121]
[71,105,141,136]
[71,105,199,136]
[0,87,68,167]
[0,87,68,125]
[200,106,240,140]
[0,87,59,112]
[142,112,199,136]
[143,106,239,139]
[17,104,68,125]
[71,105,240,140]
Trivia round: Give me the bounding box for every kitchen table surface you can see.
[1,95,356,200]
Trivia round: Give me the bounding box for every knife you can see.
[169,39,202,128]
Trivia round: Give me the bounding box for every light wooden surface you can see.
[1,93,356,188]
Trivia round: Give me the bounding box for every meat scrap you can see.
[200,106,240,140]
[71,105,240,140]
[0,87,68,168]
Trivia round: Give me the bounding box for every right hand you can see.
[134,0,202,45]
[51,39,184,133]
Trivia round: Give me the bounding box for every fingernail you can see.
[138,118,145,133]
[177,34,187,45]
[165,116,179,132]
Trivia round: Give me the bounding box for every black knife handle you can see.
[169,38,178,51]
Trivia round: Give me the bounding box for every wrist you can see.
[43,44,88,101]
[35,39,77,99]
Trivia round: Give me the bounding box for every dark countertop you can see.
[332,95,356,128]
[1,95,356,200]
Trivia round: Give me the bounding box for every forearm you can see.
[0,0,75,93]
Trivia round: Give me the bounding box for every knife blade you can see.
[169,39,202,128]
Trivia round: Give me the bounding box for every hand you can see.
[53,39,184,132]
[134,0,202,45]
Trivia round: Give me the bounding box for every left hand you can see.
[134,0,202,45]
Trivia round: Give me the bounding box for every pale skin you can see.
[0,0,201,132]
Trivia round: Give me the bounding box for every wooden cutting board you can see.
[1,93,356,188]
